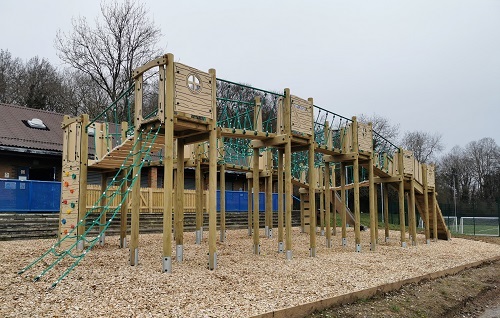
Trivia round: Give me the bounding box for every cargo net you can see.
[18,125,161,289]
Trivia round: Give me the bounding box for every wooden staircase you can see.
[415,193,451,240]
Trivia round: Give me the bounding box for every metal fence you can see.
[0,179,299,213]
[0,179,61,212]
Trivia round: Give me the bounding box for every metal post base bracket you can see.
[195,230,202,245]
[208,252,217,270]
[253,244,260,255]
[248,228,252,236]
[342,237,347,247]
[278,241,284,253]
[385,237,390,243]
[268,228,273,239]
[320,230,325,236]
[426,239,431,245]
[355,244,361,253]
[176,245,183,262]
[401,241,407,248]
[77,240,84,251]
[163,257,172,273]
[130,248,139,266]
[220,230,226,242]
[120,237,127,248]
[99,233,105,246]
[370,243,376,251]
[309,247,316,257]
[286,250,292,260]
[326,239,332,248]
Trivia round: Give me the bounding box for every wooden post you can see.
[308,97,316,257]
[208,68,217,270]
[383,183,390,242]
[277,148,284,252]
[340,162,347,246]
[374,181,379,242]
[284,88,293,260]
[78,115,89,246]
[266,150,273,238]
[99,172,108,246]
[409,179,417,246]
[195,146,203,244]
[129,73,143,266]
[319,167,325,236]
[220,163,226,242]
[252,147,260,255]
[398,149,407,248]
[247,178,252,236]
[162,55,174,272]
[369,155,376,251]
[175,139,185,261]
[352,116,361,252]
[432,188,438,242]
[325,162,332,248]
[120,122,128,248]
[422,164,430,244]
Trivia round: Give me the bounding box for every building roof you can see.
[0,103,65,154]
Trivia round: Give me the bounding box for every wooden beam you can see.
[277,148,284,252]
[251,134,290,148]
[284,88,293,259]
[369,155,376,251]
[373,176,403,183]
[398,149,407,248]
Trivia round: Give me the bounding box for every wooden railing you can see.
[86,185,208,213]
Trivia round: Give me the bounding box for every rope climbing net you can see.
[18,125,162,289]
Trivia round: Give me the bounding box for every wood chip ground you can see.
[1,227,500,317]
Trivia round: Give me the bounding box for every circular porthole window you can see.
[186,73,202,94]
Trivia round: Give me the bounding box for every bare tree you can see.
[357,113,400,141]
[55,0,162,116]
[465,137,500,200]
[60,70,109,117]
[17,56,68,112]
[0,49,23,104]
[401,130,444,163]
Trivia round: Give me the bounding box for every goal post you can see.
[459,217,500,236]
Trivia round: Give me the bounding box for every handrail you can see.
[216,78,285,97]
[86,84,135,130]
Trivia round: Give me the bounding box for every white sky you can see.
[1,0,499,152]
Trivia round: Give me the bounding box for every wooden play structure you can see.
[19,53,450,287]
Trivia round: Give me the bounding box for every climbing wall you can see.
[59,163,81,243]
[58,116,88,249]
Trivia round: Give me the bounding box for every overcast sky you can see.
[1,0,499,152]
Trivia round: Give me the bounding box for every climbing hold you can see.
[70,189,75,194]
[65,171,69,177]
[72,174,76,180]
[62,200,68,205]
[64,229,68,235]
[70,202,75,208]
[61,219,66,225]
[64,181,69,187]
[70,224,75,229]
[66,209,72,214]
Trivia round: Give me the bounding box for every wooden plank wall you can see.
[290,95,313,135]
[86,186,208,213]
[403,150,414,175]
[174,62,213,119]
[427,165,435,188]
[357,122,373,153]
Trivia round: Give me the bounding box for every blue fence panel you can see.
[215,190,299,212]
[0,179,61,212]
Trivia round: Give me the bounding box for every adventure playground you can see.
[4,54,500,317]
